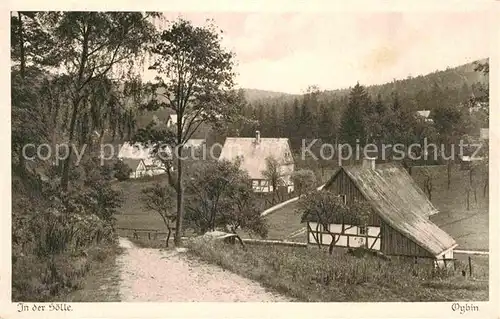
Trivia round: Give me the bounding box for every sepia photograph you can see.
[3,3,498,317]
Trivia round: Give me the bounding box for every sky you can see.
[143,11,491,94]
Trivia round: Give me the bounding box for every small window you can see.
[339,194,347,204]
[358,226,367,235]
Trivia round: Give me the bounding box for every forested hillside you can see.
[134,59,488,153]
[226,59,488,153]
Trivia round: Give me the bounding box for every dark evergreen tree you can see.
[339,83,369,146]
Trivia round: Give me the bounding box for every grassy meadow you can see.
[114,163,489,252]
[412,165,489,251]
[113,175,167,230]
[114,163,490,303]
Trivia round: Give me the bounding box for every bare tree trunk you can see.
[427,181,432,201]
[328,235,335,255]
[17,12,26,174]
[18,12,26,79]
[306,222,321,249]
[61,26,90,191]
[466,190,470,211]
[165,227,171,248]
[61,98,80,190]
[447,162,452,190]
[315,223,321,249]
[174,144,184,247]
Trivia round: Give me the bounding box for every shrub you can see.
[12,160,122,301]
[114,161,132,181]
[291,169,316,197]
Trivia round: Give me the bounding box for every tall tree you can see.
[290,169,316,198]
[299,191,371,254]
[433,104,468,188]
[38,12,158,191]
[340,83,369,146]
[474,59,489,198]
[261,156,285,203]
[135,18,241,246]
[317,103,334,142]
[141,183,177,247]
[184,160,267,237]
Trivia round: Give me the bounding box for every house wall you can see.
[435,247,455,269]
[127,161,166,179]
[307,222,381,250]
[252,179,272,193]
[129,162,147,179]
[321,169,435,258]
[281,163,295,192]
[324,170,381,226]
[380,222,434,258]
[251,161,295,193]
[146,167,166,176]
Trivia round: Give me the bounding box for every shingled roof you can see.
[325,163,456,257]
[219,135,294,180]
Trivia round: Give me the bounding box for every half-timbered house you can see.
[219,131,295,193]
[304,158,457,267]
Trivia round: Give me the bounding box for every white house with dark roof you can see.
[121,158,147,179]
[219,131,295,193]
[416,110,433,123]
[117,142,168,177]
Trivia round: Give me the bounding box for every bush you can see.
[12,160,123,301]
[114,161,132,181]
[12,243,120,302]
[291,169,316,196]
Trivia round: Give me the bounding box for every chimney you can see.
[362,157,376,170]
[255,130,261,144]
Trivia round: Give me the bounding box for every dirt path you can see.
[117,237,291,302]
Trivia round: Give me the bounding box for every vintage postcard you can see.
[1,1,499,318]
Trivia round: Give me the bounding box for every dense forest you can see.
[133,59,489,157]
[225,59,489,154]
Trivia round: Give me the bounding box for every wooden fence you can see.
[117,227,175,240]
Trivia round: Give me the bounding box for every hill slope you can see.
[241,58,488,105]
[242,88,297,104]
[137,58,488,127]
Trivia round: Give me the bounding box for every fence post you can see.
[468,256,472,277]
